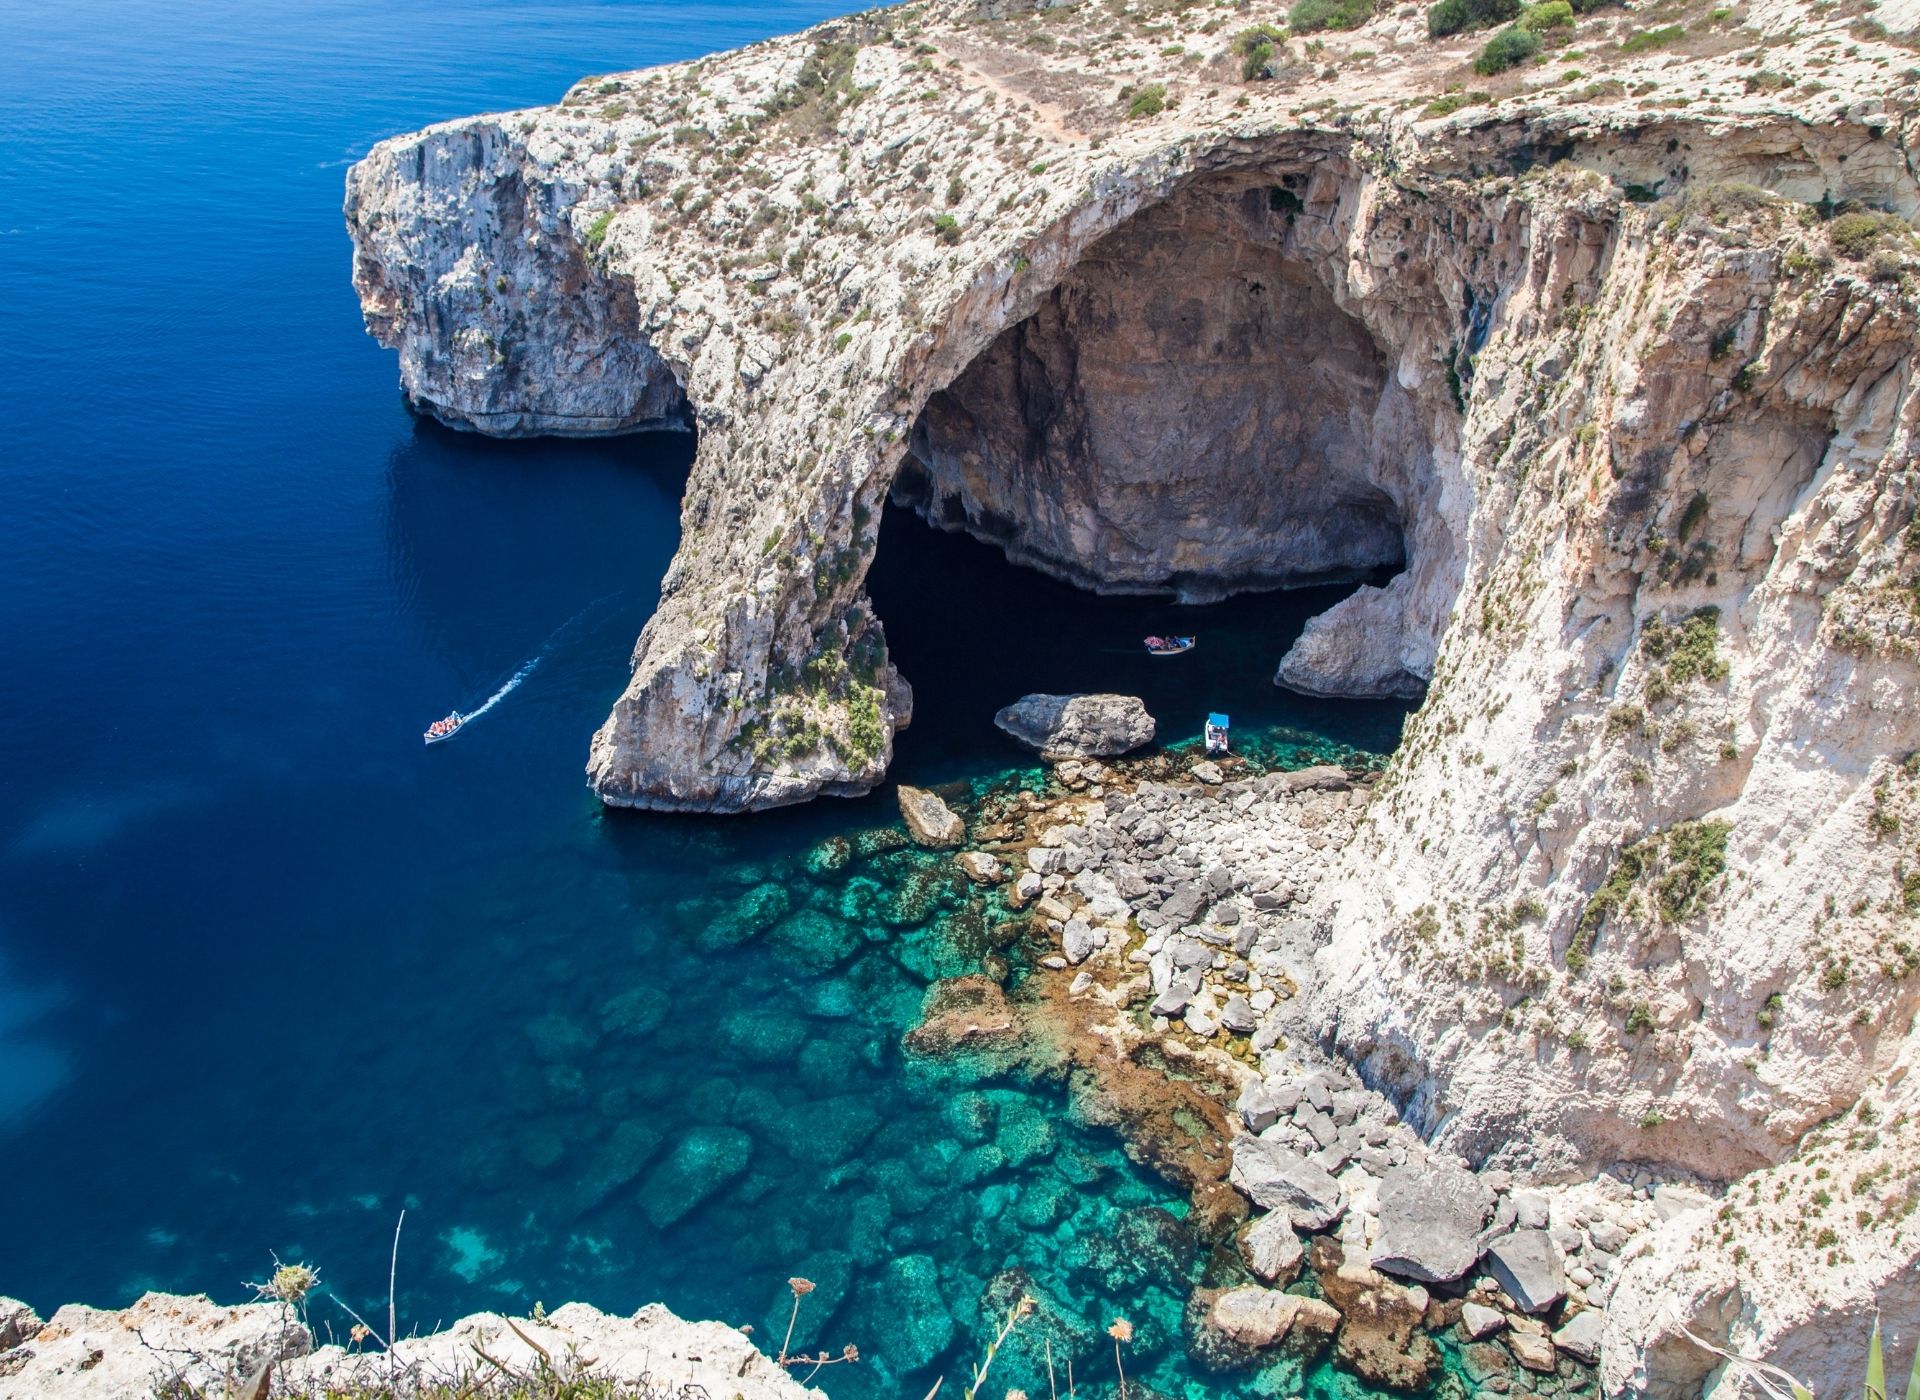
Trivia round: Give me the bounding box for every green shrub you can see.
[930,212,961,243]
[583,210,615,252]
[1428,0,1520,37]
[1422,89,1489,115]
[1474,25,1541,71]
[1519,1,1574,32]
[1235,23,1286,78]
[1828,210,1914,260]
[1620,22,1686,51]
[1125,81,1168,117]
[1291,0,1375,33]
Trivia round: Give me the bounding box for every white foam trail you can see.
[437,590,628,735]
[460,655,540,724]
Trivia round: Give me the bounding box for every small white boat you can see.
[1205,712,1231,756]
[1144,635,1195,656]
[423,711,465,745]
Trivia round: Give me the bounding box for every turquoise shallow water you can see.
[0,1,1432,1395]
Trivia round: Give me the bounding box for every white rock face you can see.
[994,692,1155,758]
[1276,581,1426,699]
[0,1293,815,1400]
[341,0,1920,1388]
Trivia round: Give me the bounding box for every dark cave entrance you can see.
[898,173,1430,604]
[868,173,1432,779]
[865,500,1413,785]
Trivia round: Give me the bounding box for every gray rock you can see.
[1297,1108,1339,1149]
[1460,1302,1506,1341]
[1554,1309,1604,1365]
[1062,918,1100,965]
[1168,933,1214,970]
[994,693,1155,758]
[1009,871,1043,908]
[897,785,964,847]
[1229,1138,1347,1230]
[1370,1158,1495,1284]
[1151,967,1203,1017]
[1512,1190,1551,1230]
[1221,993,1257,1034]
[1586,1218,1630,1253]
[1238,1081,1283,1133]
[1160,886,1205,926]
[1485,1228,1568,1314]
[1653,1184,1712,1221]
[1191,760,1224,784]
[1241,1211,1306,1284]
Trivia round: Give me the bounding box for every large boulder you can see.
[993,693,1155,758]
[1239,1210,1305,1284]
[1228,1138,1346,1230]
[1556,1308,1604,1365]
[1485,1227,1568,1314]
[1273,582,1426,699]
[1189,1286,1339,1372]
[897,785,964,847]
[1369,1157,1495,1284]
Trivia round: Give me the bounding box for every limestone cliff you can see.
[346,0,1920,1391]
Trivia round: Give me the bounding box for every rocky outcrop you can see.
[993,692,1155,758]
[0,1293,813,1400]
[347,0,1920,1388]
[1368,1156,1495,1284]
[897,783,964,846]
[1275,581,1426,699]
[347,0,1919,820]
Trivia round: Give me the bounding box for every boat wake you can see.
[425,591,627,742]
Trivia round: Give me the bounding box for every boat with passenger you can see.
[423,711,465,745]
[1144,635,1195,656]
[1205,712,1230,756]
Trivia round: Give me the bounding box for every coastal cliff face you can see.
[345,0,1920,1392]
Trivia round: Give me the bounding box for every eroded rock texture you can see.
[345,0,1920,1388]
[904,183,1416,600]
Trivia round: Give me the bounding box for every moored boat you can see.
[1205,712,1230,756]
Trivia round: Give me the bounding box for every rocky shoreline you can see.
[0,1293,815,1400]
[895,740,1721,1394]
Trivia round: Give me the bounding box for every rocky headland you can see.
[0,1293,816,1399]
[334,0,1920,1393]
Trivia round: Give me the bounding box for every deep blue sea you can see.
[0,2,1414,1395]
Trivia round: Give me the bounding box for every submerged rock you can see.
[903,976,1022,1058]
[994,693,1155,759]
[639,1126,753,1229]
[870,1255,954,1374]
[896,785,964,847]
